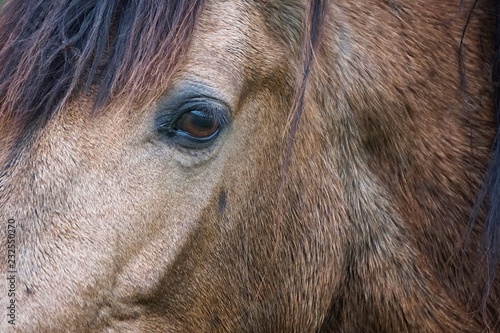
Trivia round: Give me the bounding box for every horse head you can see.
[0,0,499,332]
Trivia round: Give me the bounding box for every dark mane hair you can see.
[488,0,500,300]
[462,0,500,316]
[0,0,205,146]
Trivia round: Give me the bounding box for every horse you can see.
[0,0,499,331]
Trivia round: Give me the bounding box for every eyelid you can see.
[156,97,229,134]
[177,98,230,126]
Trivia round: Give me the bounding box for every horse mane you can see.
[461,0,500,314]
[0,0,206,145]
[488,0,500,301]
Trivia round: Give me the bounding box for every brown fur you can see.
[0,0,499,332]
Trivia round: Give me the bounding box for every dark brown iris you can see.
[175,110,219,138]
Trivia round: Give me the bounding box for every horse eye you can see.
[175,110,219,139]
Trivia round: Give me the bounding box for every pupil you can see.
[175,109,219,139]
[189,110,214,129]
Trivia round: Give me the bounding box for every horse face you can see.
[2,0,500,332]
[1,1,339,332]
